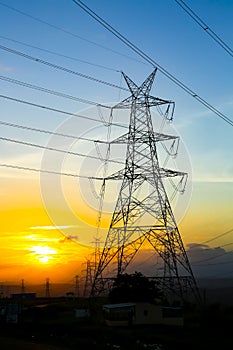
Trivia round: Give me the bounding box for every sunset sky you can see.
[0,0,233,288]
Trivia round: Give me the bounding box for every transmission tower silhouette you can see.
[91,69,201,303]
[83,260,94,297]
[45,278,50,298]
[75,275,80,297]
[21,279,25,294]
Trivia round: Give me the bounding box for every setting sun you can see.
[29,245,57,264]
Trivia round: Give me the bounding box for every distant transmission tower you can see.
[91,237,103,275]
[91,69,201,303]
[75,275,80,297]
[21,279,25,294]
[83,260,94,297]
[45,278,50,298]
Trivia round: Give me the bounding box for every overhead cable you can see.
[174,0,233,58]
[0,35,118,72]
[193,259,233,267]
[0,44,128,92]
[0,1,146,65]
[192,242,233,266]
[0,94,128,129]
[72,0,233,127]
[0,163,104,180]
[0,120,125,142]
[187,231,233,266]
[0,75,102,106]
[192,250,233,265]
[202,228,233,244]
[0,136,123,165]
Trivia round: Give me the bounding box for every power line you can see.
[0,35,119,73]
[0,136,123,165]
[72,0,233,127]
[0,1,147,66]
[0,75,104,106]
[174,0,233,58]
[202,228,233,244]
[0,119,127,142]
[221,242,233,248]
[0,44,128,92]
[0,120,128,143]
[192,248,233,265]
[187,232,233,266]
[194,259,233,267]
[192,252,228,265]
[0,94,128,129]
[192,243,233,267]
[0,163,104,180]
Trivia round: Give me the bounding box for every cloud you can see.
[23,234,59,243]
[187,243,208,250]
[58,235,79,243]
[186,243,233,279]
[30,225,76,231]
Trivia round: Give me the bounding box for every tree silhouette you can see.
[109,272,163,303]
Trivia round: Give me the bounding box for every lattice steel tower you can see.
[45,278,50,298]
[91,69,200,303]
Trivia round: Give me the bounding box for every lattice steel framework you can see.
[83,259,93,297]
[91,69,201,303]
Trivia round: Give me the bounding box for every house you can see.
[103,302,183,326]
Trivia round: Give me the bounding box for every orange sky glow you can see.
[0,168,232,287]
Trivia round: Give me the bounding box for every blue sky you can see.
[0,0,233,281]
[0,0,232,179]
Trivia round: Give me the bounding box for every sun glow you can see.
[29,245,57,264]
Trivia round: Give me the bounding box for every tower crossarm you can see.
[142,168,188,196]
[103,167,187,182]
[113,96,175,110]
[104,168,146,181]
[159,168,187,179]
[110,132,179,144]
[111,69,175,121]
[104,168,125,180]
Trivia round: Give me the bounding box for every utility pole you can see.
[91,69,201,303]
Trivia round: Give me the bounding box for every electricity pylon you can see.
[75,275,80,297]
[21,279,25,294]
[45,278,50,298]
[83,259,94,297]
[91,69,201,303]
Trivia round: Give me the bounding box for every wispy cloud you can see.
[30,225,76,230]
[58,235,79,243]
[0,62,14,72]
[23,234,59,243]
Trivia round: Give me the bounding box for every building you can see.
[11,293,36,299]
[103,303,183,327]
